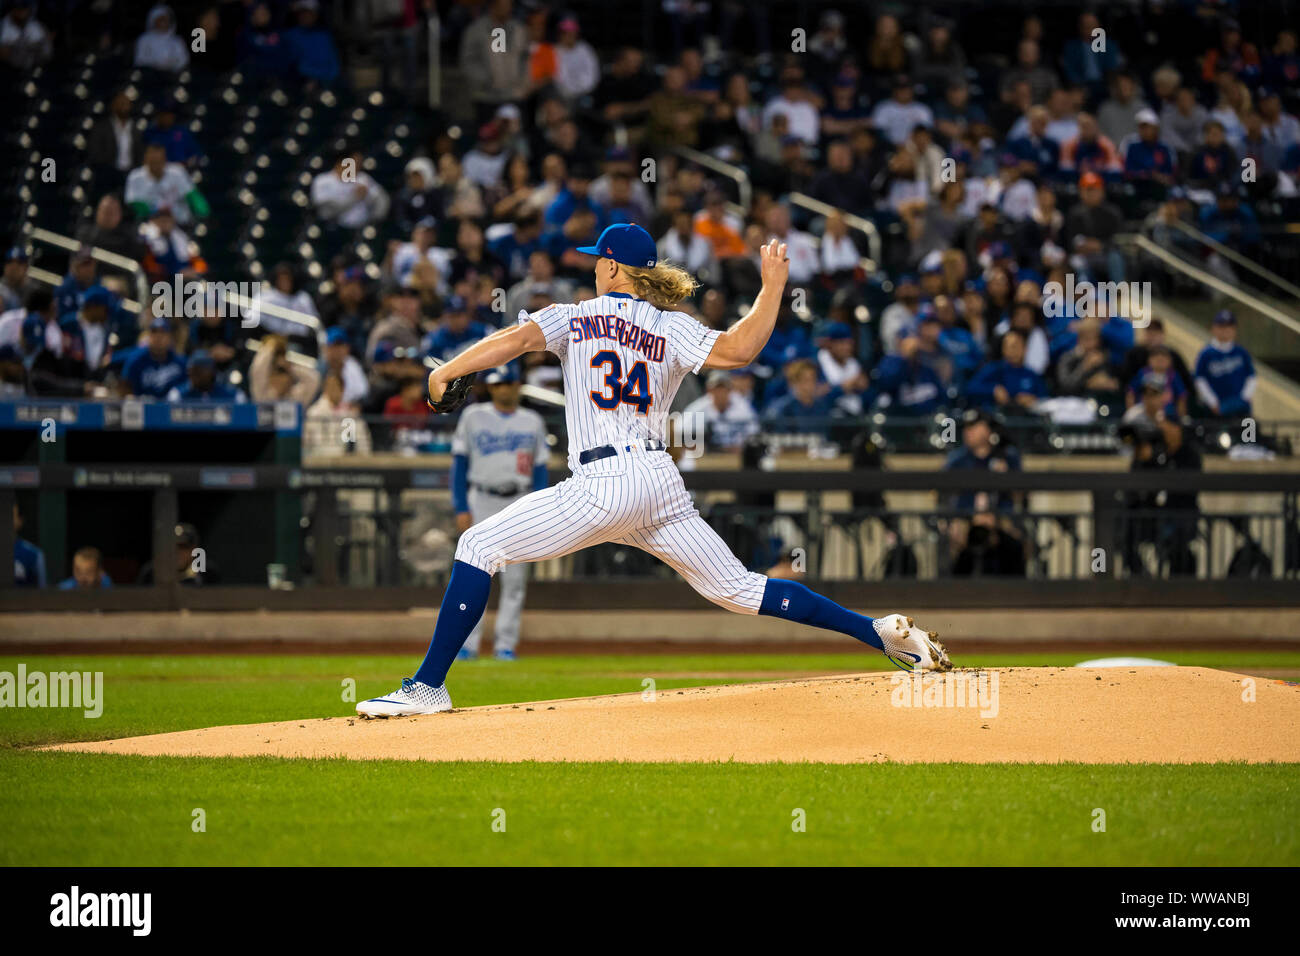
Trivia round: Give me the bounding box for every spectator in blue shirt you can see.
[12,503,46,588]
[423,295,491,363]
[1198,185,1260,251]
[54,246,98,318]
[1194,310,1256,417]
[1007,106,1060,178]
[757,312,816,380]
[944,411,1023,513]
[870,336,947,415]
[284,0,340,88]
[166,350,247,402]
[58,546,113,589]
[965,330,1048,410]
[1121,109,1177,186]
[762,358,845,433]
[239,1,293,81]
[142,98,202,165]
[121,316,187,398]
[1062,12,1124,98]
[487,212,545,283]
[544,168,604,232]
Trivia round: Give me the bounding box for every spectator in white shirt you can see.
[659,210,714,276]
[553,16,600,100]
[125,143,208,226]
[389,217,454,297]
[462,122,511,191]
[311,150,391,229]
[817,322,869,393]
[872,77,935,145]
[134,4,190,73]
[761,75,822,145]
[682,371,759,451]
[763,204,819,285]
[820,212,860,275]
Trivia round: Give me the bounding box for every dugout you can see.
[0,400,301,587]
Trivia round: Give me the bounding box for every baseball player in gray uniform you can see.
[451,365,549,660]
[359,225,951,716]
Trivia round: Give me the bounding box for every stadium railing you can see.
[3,461,1297,610]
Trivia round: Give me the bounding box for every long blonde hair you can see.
[619,261,699,310]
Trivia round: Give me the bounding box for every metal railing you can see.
[670,145,753,212]
[1168,218,1300,302]
[787,191,882,268]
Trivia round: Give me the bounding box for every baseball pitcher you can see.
[451,365,548,660]
[360,224,951,716]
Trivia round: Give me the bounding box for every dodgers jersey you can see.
[451,403,548,493]
[519,291,720,468]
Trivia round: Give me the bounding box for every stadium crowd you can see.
[0,0,1290,457]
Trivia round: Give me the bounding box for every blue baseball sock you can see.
[758,578,882,650]
[413,560,492,686]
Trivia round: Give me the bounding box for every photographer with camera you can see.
[944,411,1027,576]
[1119,371,1202,576]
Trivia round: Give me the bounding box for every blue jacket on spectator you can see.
[122,348,187,398]
[1062,36,1123,89]
[14,537,46,588]
[59,572,113,589]
[424,322,492,364]
[143,124,202,164]
[1123,138,1176,179]
[870,355,946,413]
[761,388,844,432]
[1007,135,1059,176]
[285,23,340,86]
[944,443,1023,512]
[938,327,982,381]
[1194,342,1255,415]
[1198,201,1260,248]
[757,323,816,372]
[965,360,1048,407]
[1100,315,1136,368]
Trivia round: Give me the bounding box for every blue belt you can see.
[578,440,666,464]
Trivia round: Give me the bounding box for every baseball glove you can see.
[426,360,476,414]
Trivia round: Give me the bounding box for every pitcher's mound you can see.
[47,667,1300,764]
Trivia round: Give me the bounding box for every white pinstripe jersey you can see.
[519,292,720,469]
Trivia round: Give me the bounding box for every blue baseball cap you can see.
[189,348,215,368]
[443,294,467,313]
[325,327,349,346]
[148,315,172,331]
[5,245,28,263]
[1213,309,1237,325]
[484,365,519,386]
[83,285,112,308]
[576,223,657,269]
[822,321,852,340]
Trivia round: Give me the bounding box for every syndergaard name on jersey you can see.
[522,294,720,464]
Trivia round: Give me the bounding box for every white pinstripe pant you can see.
[455,448,768,614]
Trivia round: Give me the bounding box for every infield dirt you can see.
[47,667,1300,764]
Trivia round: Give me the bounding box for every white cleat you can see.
[873,613,953,673]
[356,678,453,717]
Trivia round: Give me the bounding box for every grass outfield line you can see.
[2,652,1298,866]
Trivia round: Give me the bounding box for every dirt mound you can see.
[47,667,1300,764]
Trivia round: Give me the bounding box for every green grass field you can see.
[3,651,1298,866]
